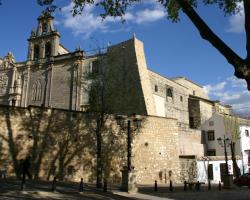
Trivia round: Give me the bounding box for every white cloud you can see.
[135,8,165,24]
[204,81,226,95]
[61,3,110,38]
[226,2,245,33]
[59,1,166,38]
[205,76,250,117]
[226,76,246,88]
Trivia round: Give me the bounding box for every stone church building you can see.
[0,12,234,184]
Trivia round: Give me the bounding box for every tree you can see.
[81,47,126,188]
[35,0,250,90]
[223,114,241,178]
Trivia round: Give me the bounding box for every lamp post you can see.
[217,135,232,187]
[217,135,230,176]
[116,114,143,191]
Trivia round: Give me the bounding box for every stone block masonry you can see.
[0,105,183,184]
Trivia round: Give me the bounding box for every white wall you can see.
[197,159,242,184]
[202,113,241,157]
[153,94,165,117]
[240,125,250,173]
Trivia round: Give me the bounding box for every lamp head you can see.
[217,137,223,146]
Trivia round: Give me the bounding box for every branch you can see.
[176,0,246,76]
[244,0,250,65]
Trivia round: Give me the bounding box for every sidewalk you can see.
[114,184,250,200]
[1,178,250,200]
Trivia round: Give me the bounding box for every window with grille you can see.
[207,149,216,156]
[207,130,215,141]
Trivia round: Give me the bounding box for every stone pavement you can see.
[114,184,250,200]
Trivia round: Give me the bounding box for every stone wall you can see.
[0,106,127,183]
[0,68,12,105]
[179,156,198,182]
[178,126,204,157]
[104,38,149,115]
[149,71,189,125]
[133,116,181,184]
[172,77,208,99]
[0,106,184,184]
[188,98,201,129]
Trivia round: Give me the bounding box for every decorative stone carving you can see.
[0,52,16,69]
[0,75,8,95]
[30,29,36,37]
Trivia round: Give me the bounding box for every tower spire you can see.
[133,32,136,39]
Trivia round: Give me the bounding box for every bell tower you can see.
[27,11,60,61]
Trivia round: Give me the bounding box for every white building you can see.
[239,125,250,173]
[197,157,242,184]
[202,113,241,157]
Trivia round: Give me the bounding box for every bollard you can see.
[208,180,211,190]
[79,178,84,192]
[184,181,187,191]
[196,181,200,191]
[169,180,173,192]
[103,179,107,192]
[218,181,221,191]
[51,177,57,192]
[20,175,26,191]
[20,179,25,191]
[154,180,158,192]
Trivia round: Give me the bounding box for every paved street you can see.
[117,184,250,200]
[1,179,250,200]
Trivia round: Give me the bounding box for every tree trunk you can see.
[58,154,65,181]
[230,142,241,178]
[96,118,103,188]
[177,0,250,90]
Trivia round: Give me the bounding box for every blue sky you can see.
[0,0,249,116]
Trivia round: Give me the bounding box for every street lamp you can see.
[116,114,143,191]
[116,114,143,171]
[217,135,230,176]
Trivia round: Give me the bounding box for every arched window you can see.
[45,42,51,58]
[32,80,42,101]
[34,45,40,60]
[166,88,173,98]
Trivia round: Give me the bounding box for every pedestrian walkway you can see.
[1,178,250,200]
[114,184,250,200]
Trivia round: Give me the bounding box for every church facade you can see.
[0,12,241,184]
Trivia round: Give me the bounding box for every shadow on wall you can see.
[179,157,198,182]
[0,105,126,183]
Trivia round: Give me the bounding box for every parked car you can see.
[234,173,250,186]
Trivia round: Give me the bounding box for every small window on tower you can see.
[42,23,47,34]
[91,60,101,74]
[155,85,158,92]
[167,88,172,97]
[45,42,51,58]
[34,45,40,60]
